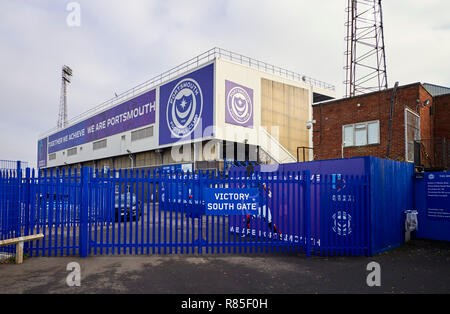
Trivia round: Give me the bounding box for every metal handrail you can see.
[0,160,29,170]
[258,127,296,164]
[39,47,335,138]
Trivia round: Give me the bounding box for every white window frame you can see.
[342,120,380,147]
[404,108,420,163]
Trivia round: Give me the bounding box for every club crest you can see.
[167,78,203,138]
[226,82,253,126]
[332,210,352,236]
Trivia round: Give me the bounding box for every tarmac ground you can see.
[0,238,448,294]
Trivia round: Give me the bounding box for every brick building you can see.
[312,82,450,170]
[429,85,450,140]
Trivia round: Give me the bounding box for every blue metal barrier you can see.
[231,156,415,255]
[415,172,450,242]
[224,159,260,172]
[1,164,373,257]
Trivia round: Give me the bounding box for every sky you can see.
[0,0,449,167]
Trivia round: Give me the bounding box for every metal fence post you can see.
[24,168,31,237]
[16,161,22,237]
[80,167,89,258]
[303,170,311,257]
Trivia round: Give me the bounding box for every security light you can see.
[415,99,431,111]
[306,120,316,129]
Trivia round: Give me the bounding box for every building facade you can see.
[312,82,449,170]
[37,48,335,173]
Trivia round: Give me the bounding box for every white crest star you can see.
[180,99,187,109]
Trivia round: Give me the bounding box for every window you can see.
[343,125,354,147]
[367,122,379,145]
[93,139,107,150]
[342,120,380,147]
[48,153,56,161]
[354,124,367,146]
[131,126,153,142]
[405,109,420,162]
[67,147,77,156]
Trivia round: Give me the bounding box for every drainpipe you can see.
[126,150,134,169]
[155,149,163,166]
[386,82,399,158]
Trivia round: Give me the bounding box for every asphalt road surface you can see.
[0,238,448,294]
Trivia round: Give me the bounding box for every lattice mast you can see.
[57,65,73,129]
[344,0,388,97]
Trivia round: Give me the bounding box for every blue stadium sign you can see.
[204,188,259,215]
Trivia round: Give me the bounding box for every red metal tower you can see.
[344,0,388,97]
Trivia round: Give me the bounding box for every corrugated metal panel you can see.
[367,157,415,255]
[423,83,450,97]
[280,156,415,256]
[229,156,416,256]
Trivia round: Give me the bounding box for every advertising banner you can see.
[48,120,87,154]
[225,80,254,128]
[159,63,214,146]
[227,173,302,243]
[37,137,47,168]
[47,88,156,154]
[228,159,367,245]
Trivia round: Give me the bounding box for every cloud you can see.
[0,0,448,167]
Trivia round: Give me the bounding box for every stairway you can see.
[258,127,296,164]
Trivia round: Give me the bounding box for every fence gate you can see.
[87,169,311,256]
[1,166,370,257]
[0,168,81,257]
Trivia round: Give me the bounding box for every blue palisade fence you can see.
[1,162,374,258]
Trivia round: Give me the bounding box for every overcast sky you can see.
[1,0,449,167]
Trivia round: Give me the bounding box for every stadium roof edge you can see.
[39,47,335,139]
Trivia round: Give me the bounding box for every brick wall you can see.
[313,83,433,161]
[434,93,450,140]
